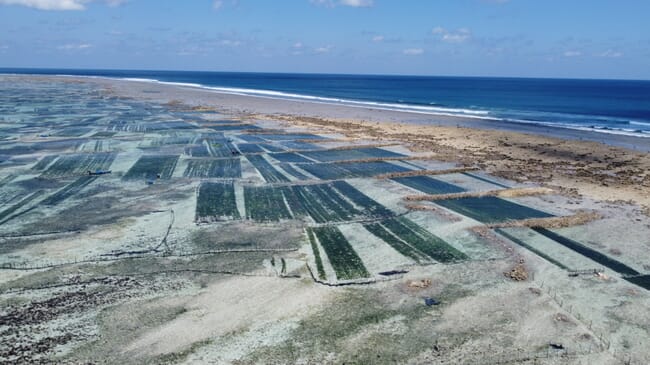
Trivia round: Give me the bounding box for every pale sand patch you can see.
[181,318,300,364]
[125,276,334,357]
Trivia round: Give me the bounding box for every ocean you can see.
[2,68,649,138]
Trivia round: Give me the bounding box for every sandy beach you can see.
[1,75,649,364]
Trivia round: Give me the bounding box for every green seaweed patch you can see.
[308,226,369,280]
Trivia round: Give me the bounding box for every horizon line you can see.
[1,66,649,83]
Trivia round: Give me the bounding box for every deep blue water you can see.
[2,68,650,137]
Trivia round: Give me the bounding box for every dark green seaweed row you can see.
[532,227,639,276]
[301,161,410,180]
[495,228,570,270]
[393,175,552,224]
[244,185,292,221]
[235,143,265,154]
[258,143,284,152]
[301,147,403,162]
[246,155,290,183]
[268,152,314,164]
[209,124,260,131]
[331,181,393,217]
[31,155,59,171]
[206,138,238,158]
[183,158,242,178]
[364,222,427,263]
[184,144,212,157]
[259,133,324,141]
[54,127,93,137]
[152,136,196,146]
[392,176,465,195]
[243,181,392,223]
[41,176,98,206]
[307,228,327,280]
[364,217,467,263]
[195,182,241,222]
[123,155,179,180]
[41,153,116,178]
[308,226,369,280]
[0,190,43,223]
[436,197,553,224]
[624,275,650,291]
[278,163,311,180]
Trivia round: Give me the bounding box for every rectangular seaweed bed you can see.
[259,133,325,141]
[280,141,320,150]
[267,152,314,164]
[246,155,290,183]
[195,182,240,222]
[308,226,369,280]
[278,163,311,180]
[394,175,552,224]
[624,275,650,291]
[209,124,260,131]
[435,196,553,224]
[206,139,239,158]
[235,143,266,154]
[54,127,93,137]
[301,161,410,180]
[41,176,97,206]
[531,227,640,276]
[236,135,266,143]
[364,217,467,263]
[300,147,404,162]
[41,153,116,178]
[123,155,179,180]
[31,155,59,171]
[144,121,197,131]
[258,143,285,153]
[392,176,465,195]
[183,158,242,178]
[184,145,212,157]
[243,181,392,223]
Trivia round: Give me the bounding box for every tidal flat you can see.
[1,75,649,364]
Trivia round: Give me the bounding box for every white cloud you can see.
[403,48,423,55]
[432,27,471,43]
[219,39,241,47]
[598,49,623,58]
[293,42,303,48]
[372,35,384,42]
[339,0,373,7]
[57,43,92,50]
[432,27,446,35]
[213,0,222,10]
[105,0,126,6]
[563,50,581,57]
[310,0,373,8]
[315,45,333,53]
[0,0,126,10]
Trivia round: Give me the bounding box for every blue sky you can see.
[0,0,649,79]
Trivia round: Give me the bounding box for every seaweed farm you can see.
[1,76,650,364]
[242,181,392,223]
[195,182,240,222]
[183,158,241,178]
[123,155,179,180]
